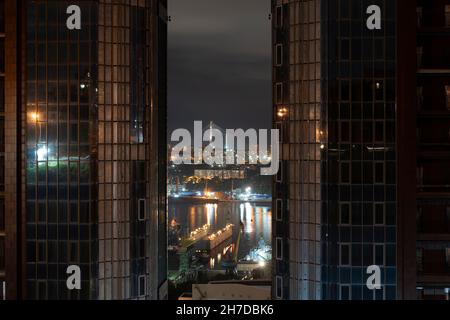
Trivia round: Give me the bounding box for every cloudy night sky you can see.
[168,0,272,134]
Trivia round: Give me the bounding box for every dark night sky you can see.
[168,0,272,134]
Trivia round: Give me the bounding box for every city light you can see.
[36,146,48,161]
[29,112,40,122]
[205,191,216,199]
[208,224,233,241]
[277,107,288,118]
[189,224,209,240]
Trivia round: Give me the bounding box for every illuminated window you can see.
[277,107,288,119]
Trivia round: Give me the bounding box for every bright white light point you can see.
[37,146,48,161]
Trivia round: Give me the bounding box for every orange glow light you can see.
[277,107,288,118]
[29,112,40,122]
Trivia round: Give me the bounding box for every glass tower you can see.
[0,0,5,301]
[273,0,397,300]
[3,0,167,300]
[415,0,450,300]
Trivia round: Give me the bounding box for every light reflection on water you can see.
[169,202,272,260]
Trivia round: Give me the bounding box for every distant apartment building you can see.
[194,169,246,180]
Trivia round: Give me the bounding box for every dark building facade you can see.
[273,0,449,300]
[414,0,450,300]
[2,0,167,300]
[0,0,4,301]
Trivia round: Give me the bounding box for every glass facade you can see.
[24,0,167,300]
[321,0,397,300]
[273,0,397,300]
[0,0,5,301]
[129,6,146,144]
[415,0,450,300]
[25,0,98,300]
